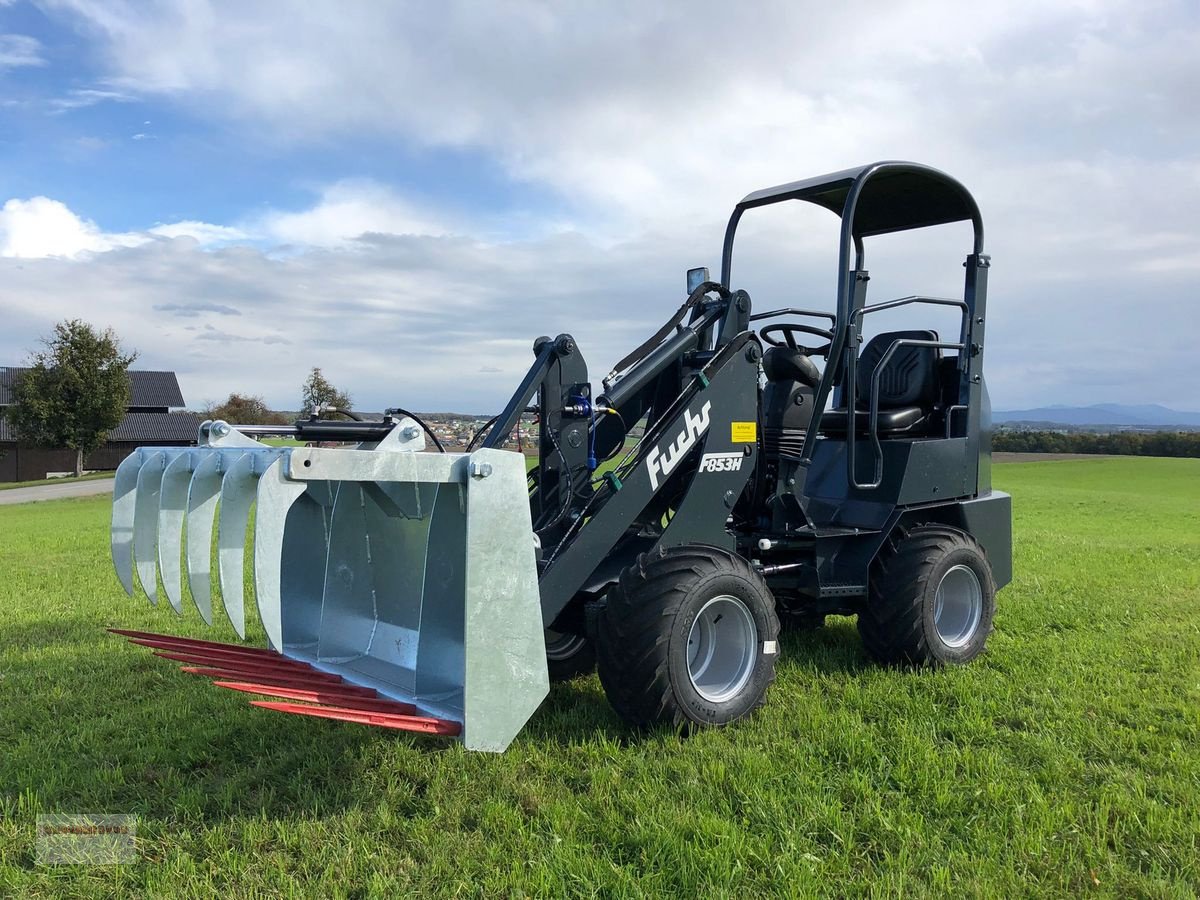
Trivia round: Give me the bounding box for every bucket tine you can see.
[253,457,307,653]
[213,681,418,714]
[111,450,143,596]
[217,452,259,639]
[151,650,343,679]
[250,700,463,736]
[133,451,167,604]
[158,452,194,615]
[108,628,283,656]
[185,451,229,626]
[178,666,360,690]
[125,636,286,662]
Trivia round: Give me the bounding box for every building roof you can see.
[0,411,201,444]
[108,412,202,443]
[0,367,21,405]
[126,371,187,409]
[0,367,186,409]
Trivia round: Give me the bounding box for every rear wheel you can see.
[544,628,595,681]
[859,525,996,665]
[597,544,780,729]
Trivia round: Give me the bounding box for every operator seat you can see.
[761,345,822,458]
[820,329,940,436]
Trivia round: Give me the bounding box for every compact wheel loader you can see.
[111,161,1012,751]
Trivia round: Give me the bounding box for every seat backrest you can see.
[855,330,939,410]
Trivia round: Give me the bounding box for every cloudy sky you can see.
[1,0,1197,414]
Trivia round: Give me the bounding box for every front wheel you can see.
[859,524,996,666]
[597,544,780,730]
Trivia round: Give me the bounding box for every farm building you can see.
[0,367,200,482]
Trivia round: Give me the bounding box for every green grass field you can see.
[1,457,1197,896]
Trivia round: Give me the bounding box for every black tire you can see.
[544,629,596,681]
[859,524,996,666]
[596,544,780,730]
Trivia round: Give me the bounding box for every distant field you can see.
[993,451,1117,463]
[0,458,1197,895]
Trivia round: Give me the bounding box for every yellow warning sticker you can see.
[731,421,757,443]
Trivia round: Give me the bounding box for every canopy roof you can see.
[734,161,983,244]
[720,161,984,288]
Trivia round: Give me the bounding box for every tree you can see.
[300,367,352,414]
[5,320,138,477]
[201,393,289,426]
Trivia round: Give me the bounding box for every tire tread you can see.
[859,524,993,666]
[597,544,779,729]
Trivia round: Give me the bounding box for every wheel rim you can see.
[545,628,587,660]
[933,564,983,648]
[686,595,758,703]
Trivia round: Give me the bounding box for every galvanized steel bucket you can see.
[110,419,548,752]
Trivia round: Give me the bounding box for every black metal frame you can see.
[720,161,985,458]
[843,295,969,489]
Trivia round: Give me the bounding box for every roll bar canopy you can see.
[720,161,984,287]
[717,161,989,475]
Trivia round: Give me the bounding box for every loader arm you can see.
[537,331,762,623]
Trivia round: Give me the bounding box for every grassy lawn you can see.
[0,457,1197,896]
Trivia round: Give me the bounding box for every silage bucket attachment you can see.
[110,418,549,752]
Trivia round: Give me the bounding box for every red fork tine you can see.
[250,701,462,736]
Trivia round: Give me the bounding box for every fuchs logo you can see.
[698,451,743,474]
[646,401,712,491]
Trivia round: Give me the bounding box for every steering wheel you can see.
[759,323,835,356]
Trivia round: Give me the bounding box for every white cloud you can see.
[0,199,253,259]
[148,220,248,245]
[254,181,447,247]
[36,2,1200,282]
[0,197,145,258]
[0,200,1194,413]
[153,301,241,317]
[6,0,1199,410]
[0,34,44,69]
[0,185,440,260]
[0,228,679,412]
[47,88,135,112]
[41,1,1199,217]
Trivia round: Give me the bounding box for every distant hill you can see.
[994,403,1200,428]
